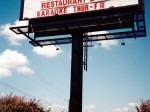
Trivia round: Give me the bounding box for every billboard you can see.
[20,0,139,20]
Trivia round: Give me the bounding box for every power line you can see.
[0,48,69,102]
[0,80,34,98]
[0,80,50,105]
[33,74,69,97]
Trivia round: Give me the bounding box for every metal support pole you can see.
[69,32,83,112]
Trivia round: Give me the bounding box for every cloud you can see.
[16,66,34,75]
[0,68,11,78]
[128,103,139,107]
[44,103,66,112]
[0,49,34,78]
[112,107,129,112]
[51,103,65,109]
[113,102,139,112]
[83,104,96,112]
[0,20,28,46]
[99,40,118,50]
[89,31,118,50]
[0,93,6,97]
[33,45,62,58]
[44,103,96,112]
[44,102,95,112]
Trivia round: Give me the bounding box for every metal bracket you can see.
[17,29,42,47]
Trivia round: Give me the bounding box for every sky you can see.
[0,0,150,112]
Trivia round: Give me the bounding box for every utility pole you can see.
[69,32,83,112]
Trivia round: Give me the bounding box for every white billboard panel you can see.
[21,0,139,20]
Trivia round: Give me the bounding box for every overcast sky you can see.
[0,0,150,112]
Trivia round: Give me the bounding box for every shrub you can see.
[0,94,51,112]
[136,100,150,112]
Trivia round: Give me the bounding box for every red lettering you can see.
[73,0,77,4]
[37,8,68,17]
[37,11,40,17]
[100,2,104,9]
[46,10,49,16]
[55,9,58,14]
[85,5,89,11]
[41,2,47,9]
[64,8,67,14]
[94,3,97,9]
[59,8,63,13]
[74,4,89,13]
[58,0,63,6]
[47,2,50,8]
[51,1,54,7]
[41,10,45,16]
[55,1,59,7]
[68,0,72,5]
[41,0,86,10]
[51,10,55,15]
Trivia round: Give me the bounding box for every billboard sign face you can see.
[20,0,139,20]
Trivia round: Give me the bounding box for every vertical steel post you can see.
[69,32,83,112]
